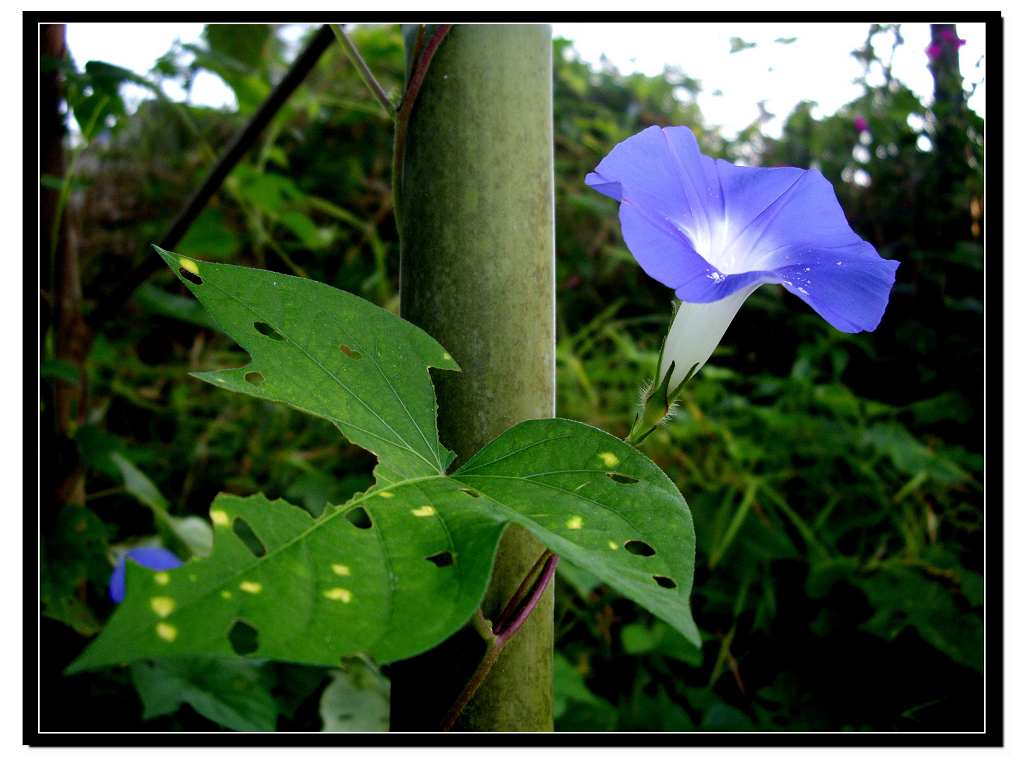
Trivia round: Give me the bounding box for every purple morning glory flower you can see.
[853,115,869,133]
[926,42,943,60]
[585,125,898,392]
[108,546,183,603]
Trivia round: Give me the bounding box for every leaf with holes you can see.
[69,421,697,671]
[68,490,506,670]
[152,246,458,481]
[451,418,699,645]
[68,251,698,672]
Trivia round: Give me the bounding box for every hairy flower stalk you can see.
[588,125,899,440]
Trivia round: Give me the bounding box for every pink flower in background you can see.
[939,29,966,47]
[854,115,869,133]
[926,42,943,60]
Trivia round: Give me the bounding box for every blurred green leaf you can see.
[131,657,277,731]
[177,208,241,260]
[861,566,982,671]
[40,358,80,385]
[133,284,218,330]
[621,619,702,667]
[862,423,969,485]
[41,506,110,635]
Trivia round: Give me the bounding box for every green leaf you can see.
[133,284,218,330]
[70,417,698,670]
[553,652,604,714]
[861,566,982,671]
[111,452,169,516]
[556,558,603,598]
[862,423,968,485]
[452,419,699,645]
[41,506,110,635]
[131,658,277,731]
[110,451,213,557]
[231,167,301,214]
[283,469,372,518]
[68,252,698,672]
[280,210,330,250]
[177,208,241,261]
[40,173,65,191]
[621,620,702,666]
[553,653,618,730]
[40,358,80,384]
[320,658,389,731]
[69,488,503,669]
[151,248,458,481]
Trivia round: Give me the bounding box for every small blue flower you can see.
[108,546,183,604]
[586,125,899,391]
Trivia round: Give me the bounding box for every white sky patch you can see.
[552,22,986,139]
[66,22,236,116]
[64,22,986,142]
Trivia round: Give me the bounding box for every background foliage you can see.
[40,22,984,732]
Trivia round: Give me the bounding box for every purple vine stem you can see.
[494,552,559,640]
[440,550,559,731]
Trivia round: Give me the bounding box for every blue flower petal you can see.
[617,199,710,289]
[586,125,899,333]
[772,240,901,332]
[108,546,183,604]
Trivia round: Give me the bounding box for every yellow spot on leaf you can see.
[240,581,262,594]
[155,623,177,642]
[567,515,584,530]
[598,452,619,468]
[412,505,436,517]
[150,596,175,618]
[608,541,619,550]
[221,591,232,599]
[179,258,200,275]
[210,510,229,527]
[442,352,452,361]
[153,572,170,586]
[324,587,352,603]
[331,564,351,576]
[378,491,394,499]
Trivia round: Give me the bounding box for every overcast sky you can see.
[64,22,986,140]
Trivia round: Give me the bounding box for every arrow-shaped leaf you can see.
[153,246,458,481]
[69,253,699,673]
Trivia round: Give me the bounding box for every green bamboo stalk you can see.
[390,24,556,732]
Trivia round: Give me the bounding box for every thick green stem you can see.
[390,24,556,732]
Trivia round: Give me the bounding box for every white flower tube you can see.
[627,286,758,444]
[658,286,758,391]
